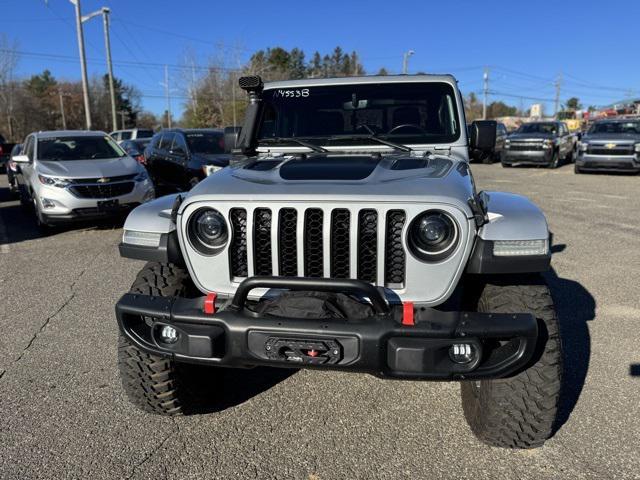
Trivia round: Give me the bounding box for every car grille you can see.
[509,143,543,151]
[588,145,634,156]
[228,206,407,287]
[69,182,135,199]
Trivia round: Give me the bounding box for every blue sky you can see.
[2,0,638,117]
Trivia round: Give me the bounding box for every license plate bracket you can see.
[264,337,342,365]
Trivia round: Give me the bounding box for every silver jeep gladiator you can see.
[116,74,562,449]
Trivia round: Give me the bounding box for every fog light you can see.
[449,343,477,364]
[159,325,179,344]
[41,197,55,209]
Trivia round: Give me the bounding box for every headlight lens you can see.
[635,143,640,153]
[408,211,458,262]
[542,139,553,149]
[134,169,149,182]
[38,174,70,188]
[579,142,588,151]
[188,208,228,255]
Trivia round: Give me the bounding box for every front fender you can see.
[119,194,184,264]
[467,192,550,274]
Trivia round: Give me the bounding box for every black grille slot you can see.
[509,144,543,151]
[357,210,378,283]
[331,209,351,278]
[304,209,324,277]
[253,208,272,276]
[69,182,134,199]
[229,209,248,278]
[278,208,298,276]
[588,146,632,156]
[385,210,406,286]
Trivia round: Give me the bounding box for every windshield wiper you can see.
[258,137,327,153]
[327,133,412,152]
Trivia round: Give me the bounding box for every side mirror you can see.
[224,126,241,153]
[12,154,31,164]
[469,120,497,151]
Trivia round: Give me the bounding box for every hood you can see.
[508,133,554,140]
[37,156,140,179]
[185,152,476,214]
[191,153,231,166]
[582,133,640,144]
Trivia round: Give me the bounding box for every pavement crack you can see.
[1,247,106,381]
[125,421,178,479]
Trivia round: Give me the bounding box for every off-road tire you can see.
[574,163,582,174]
[460,275,562,449]
[118,262,198,415]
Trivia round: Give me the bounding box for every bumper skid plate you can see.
[115,277,539,380]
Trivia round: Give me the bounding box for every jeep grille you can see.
[228,206,407,287]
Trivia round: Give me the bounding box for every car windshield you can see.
[517,123,557,134]
[37,135,126,161]
[588,121,640,134]
[257,82,461,146]
[185,132,225,154]
[136,129,154,138]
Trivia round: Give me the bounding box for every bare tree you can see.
[0,34,20,139]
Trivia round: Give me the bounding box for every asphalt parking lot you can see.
[0,163,639,480]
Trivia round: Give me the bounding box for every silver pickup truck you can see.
[115,74,562,449]
[576,118,640,173]
[502,121,574,168]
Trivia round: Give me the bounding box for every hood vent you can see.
[279,156,380,180]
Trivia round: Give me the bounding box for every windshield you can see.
[588,121,640,134]
[136,129,154,138]
[257,82,461,146]
[517,123,557,134]
[37,135,126,161]
[186,132,225,154]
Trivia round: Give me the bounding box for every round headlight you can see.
[408,211,458,262]
[188,208,228,255]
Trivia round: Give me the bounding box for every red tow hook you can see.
[402,301,415,326]
[204,292,217,314]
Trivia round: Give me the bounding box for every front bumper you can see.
[116,277,539,380]
[36,179,154,223]
[502,149,552,165]
[576,153,640,172]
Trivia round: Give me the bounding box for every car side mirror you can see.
[224,126,241,153]
[12,154,31,164]
[469,120,497,151]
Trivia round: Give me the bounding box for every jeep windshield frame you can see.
[255,82,461,149]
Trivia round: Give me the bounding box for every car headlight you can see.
[504,139,511,149]
[203,165,223,176]
[542,139,554,149]
[579,142,588,151]
[187,208,228,255]
[134,169,149,182]
[38,174,71,188]
[408,211,458,262]
[635,143,640,153]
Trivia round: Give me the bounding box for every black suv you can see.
[144,129,231,191]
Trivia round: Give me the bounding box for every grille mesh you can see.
[588,146,632,156]
[69,182,134,199]
[253,208,272,276]
[304,209,324,277]
[278,208,298,276]
[229,209,248,278]
[330,209,351,278]
[357,210,378,283]
[385,210,406,285]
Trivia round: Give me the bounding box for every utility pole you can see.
[402,50,415,75]
[554,72,562,118]
[58,89,67,129]
[102,8,117,132]
[70,0,92,129]
[81,7,117,131]
[482,67,489,120]
[160,65,172,128]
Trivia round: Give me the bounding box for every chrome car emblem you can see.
[97,177,110,183]
[605,143,616,149]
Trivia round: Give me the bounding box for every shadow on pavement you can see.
[544,262,595,434]
[630,365,640,377]
[183,365,297,415]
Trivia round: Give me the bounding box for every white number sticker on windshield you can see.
[275,89,309,98]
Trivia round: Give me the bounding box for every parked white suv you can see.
[110,128,154,143]
[13,130,155,227]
